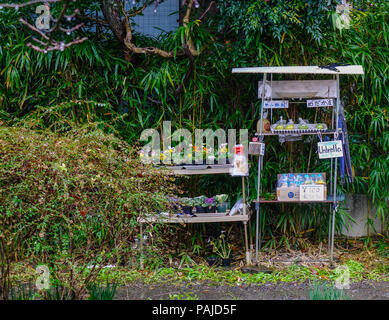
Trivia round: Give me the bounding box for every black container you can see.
[206,206,216,213]
[221,258,231,267]
[182,206,192,215]
[207,256,217,267]
[195,206,205,213]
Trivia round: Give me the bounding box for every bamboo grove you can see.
[0,0,387,249]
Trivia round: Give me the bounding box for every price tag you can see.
[259,143,265,156]
[300,185,325,201]
[318,140,343,159]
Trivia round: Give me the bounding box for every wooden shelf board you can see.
[256,130,339,136]
[253,199,337,204]
[138,213,250,224]
[166,164,233,175]
[232,65,364,75]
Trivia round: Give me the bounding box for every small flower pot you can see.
[221,258,231,267]
[207,256,218,267]
[206,206,216,213]
[182,206,192,215]
[195,206,205,213]
[216,202,228,213]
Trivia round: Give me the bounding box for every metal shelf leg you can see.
[243,221,250,265]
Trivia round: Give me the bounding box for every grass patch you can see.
[309,282,349,300]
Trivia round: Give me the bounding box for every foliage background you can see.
[0,0,387,253]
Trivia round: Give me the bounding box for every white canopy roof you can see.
[232,65,364,75]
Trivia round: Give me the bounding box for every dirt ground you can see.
[114,280,389,300]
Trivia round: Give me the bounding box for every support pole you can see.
[243,222,250,265]
[242,176,250,264]
[249,219,253,258]
[331,74,341,263]
[255,73,267,265]
[329,88,335,253]
[140,223,144,270]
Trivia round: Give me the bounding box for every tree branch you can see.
[2,0,88,52]
[0,0,61,8]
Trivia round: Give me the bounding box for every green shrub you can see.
[0,125,177,299]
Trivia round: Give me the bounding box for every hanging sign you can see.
[317,140,343,159]
[300,185,325,201]
[307,99,334,107]
[248,142,265,156]
[263,100,289,109]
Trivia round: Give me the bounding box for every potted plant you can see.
[207,255,218,267]
[192,145,203,165]
[204,197,216,213]
[210,234,232,267]
[218,143,228,165]
[215,194,229,213]
[167,196,180,213]
[180,197,193,215]
[193,195,206,213]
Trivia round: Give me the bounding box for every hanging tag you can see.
[317,140,343,159]
[259,142,265,156]
[249,142,265,156]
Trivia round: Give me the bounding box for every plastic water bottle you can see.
[287,174,296,187]
[316,173,325,185]
[296,174,304,186]
[304,174,312,184]
[279,174,288,188]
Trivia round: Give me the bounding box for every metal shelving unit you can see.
[138,164,252,267]
[232,65,364,265]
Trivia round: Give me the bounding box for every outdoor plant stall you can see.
[232,65,364,265]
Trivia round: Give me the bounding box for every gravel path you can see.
[114,280,389,300]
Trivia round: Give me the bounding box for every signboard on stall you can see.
[300,185,325,201]
[263,100,289,109]
[317,140,343,159]
[307,99,334,107]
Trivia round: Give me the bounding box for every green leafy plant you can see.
[169,292,198,300]
[193,196,207,207]
[87,281,118,300]
[210,234,231,259]
[215,194,228,205]
[309,281,349,300]
[0,124,177,299]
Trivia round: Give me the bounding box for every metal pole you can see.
[331,74,341,263]
[256,155,261,264]
[329,81,335,253]
[140,223,144,270]
[256,73,267,265]
[244,222,250,265]
[242,176,250,264]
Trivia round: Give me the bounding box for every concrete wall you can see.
[341,193,383,237]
